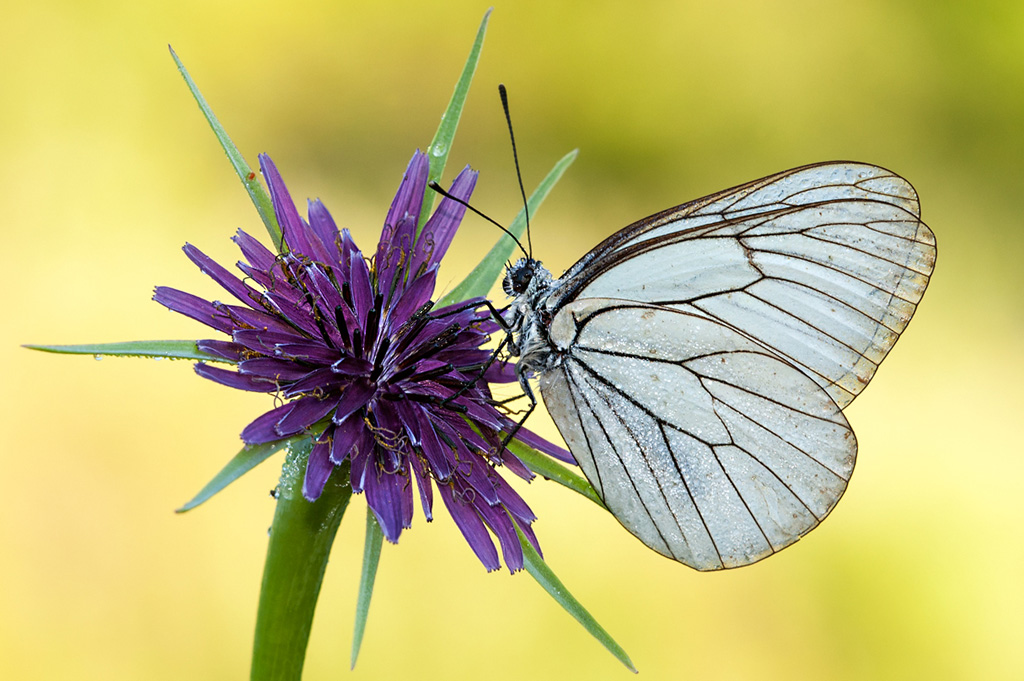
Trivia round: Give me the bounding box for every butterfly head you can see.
[503,257,546,297]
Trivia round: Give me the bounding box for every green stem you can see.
[251,441,352,681]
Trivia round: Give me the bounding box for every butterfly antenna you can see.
[498,84,533,258]
[427,181,530,260]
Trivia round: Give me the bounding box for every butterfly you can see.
[500,162,936,570]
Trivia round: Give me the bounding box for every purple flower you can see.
[154,151,572,571]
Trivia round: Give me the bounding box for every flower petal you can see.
[302,440,335,501]
[386,268,438,334]
[195,362,278,392]
[241,402,294,444]
[437,482,500,572]
[409,453,434,521]
[515,426,575,464]
[239,357,314,381]
[329,412,372,465]
[333,379,376,425]
[376,151,428,293]
[260,154,328,262]
[363,467,411,543]
[307,198,342,264]
[183,243,257,306]
[232,328,306,355]
[196,339,244,361]
[475,499,525,572]
[275,396,336,436]
[153,287,233,334]
[410,165,478,276]
[232,229,277,272]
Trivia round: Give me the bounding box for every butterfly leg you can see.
[441,333,511,407]
[439,299,515,407]
[492,366,537,458]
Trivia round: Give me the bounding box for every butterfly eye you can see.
[504,258,535,296]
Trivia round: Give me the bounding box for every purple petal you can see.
[474,499,524,572]
[273,342,342,364]
[330,355,373,377]
[302,440,335,501]
[364,467,409,543]
[410,165,478,275]
[275,397,336,436]
[377,214,418,305]
[307,199,342,264]
[514,514,542,557]
[232,328,305,354]
[437,483,500,572]
[196,339,244,361]
[386,268,437,334]
[241,402,294,444]
[349,436,373,493]
[219,303,298,337]
[232,229,277,272]
[304,264,345,323]
[282,368,345,398]
[329,412,372,465]
[451,451,499,506]
[515,426,575,464]
[195,362,277,392]
[497,449,534,481]
[239,357,314,381]
[409,454,434,521]
[348,254,374,328]
[260,154,323,261]
[338,228,361,270]
[399,401,453,480]
[153,287,233,334]
[482,361,518,384]
[377,151,428,273]
[372,403,406,473]
[183,243,256,306]
[333,379,376,425]
[492,476,536,523]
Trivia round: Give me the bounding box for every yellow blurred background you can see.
[3,1,1021,679]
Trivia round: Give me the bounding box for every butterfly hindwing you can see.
[538,300,855,570]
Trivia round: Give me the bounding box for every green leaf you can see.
[419,9,491,230]
[506,438,605,508]
[176,439,289,513]
[437,148,577,307]
[169,46,282,250]
[350,508,384,669]
[517,527,637,673]
[23,340,230,363]
[251,441,352,681]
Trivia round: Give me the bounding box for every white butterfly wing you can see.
[535,163,935,568]
[540,301,855,570]
[549,162,936,409]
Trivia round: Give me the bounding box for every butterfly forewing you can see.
[548,163,935,409]
[530,162,934,568]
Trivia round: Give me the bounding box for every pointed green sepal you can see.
[419,9,492,231]
[517,526,637,673]
[169,46,282,250]
[350,508,384,669]
[507,438,604,508]
[437,149,577,307]
[251,440,352,681]
[23,340,230,363]
[176,439,290,513]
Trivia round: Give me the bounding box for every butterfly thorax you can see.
[502,258,559,377]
